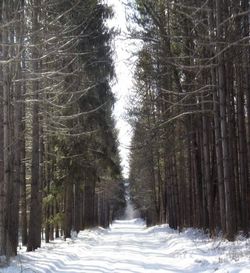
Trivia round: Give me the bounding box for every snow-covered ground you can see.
[1,219,250,273]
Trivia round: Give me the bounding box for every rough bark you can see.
[27,0,42,251]
[84,170,96,229]
[216,0,236,240]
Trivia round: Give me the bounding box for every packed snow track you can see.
[2,219,250,273]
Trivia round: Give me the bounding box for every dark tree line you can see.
[128,0,250,240]
[0,0,125,259]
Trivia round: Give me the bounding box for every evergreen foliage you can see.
[0,0,125,258]
[128,0,250,240]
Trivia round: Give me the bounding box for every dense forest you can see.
[1,0,250,265]
[128,0,250,241]
[0,0,125,258]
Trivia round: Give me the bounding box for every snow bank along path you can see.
[2,219,250,273]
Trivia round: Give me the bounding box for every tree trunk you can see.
[211,66,226,233]
[64,179,73,239]
[242,0,250,232]
[2,0,12,257]
[216,0,236,240]
[27,0,42,251]
[9,0,24,254]
[84,170,96,229]
[0,2,5,256]
[236,65,248,234]
[202,108,214,234]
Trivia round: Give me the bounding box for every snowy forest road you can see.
[3,219,250,273]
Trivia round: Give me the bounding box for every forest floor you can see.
[1,219,250,273]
